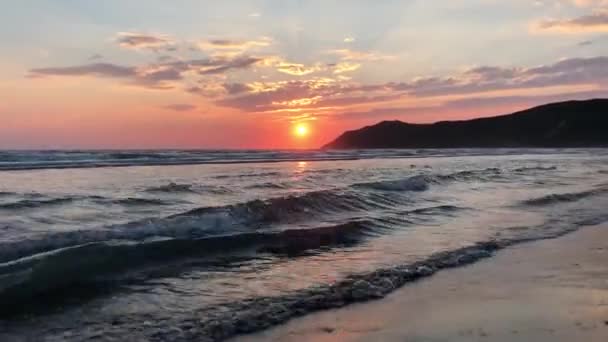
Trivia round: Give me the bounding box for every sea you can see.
[0,148,607,341]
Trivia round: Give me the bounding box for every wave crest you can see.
[522,187,608,206]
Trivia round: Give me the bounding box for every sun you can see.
[294,123,309,138]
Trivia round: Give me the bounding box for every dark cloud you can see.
[465,66,520,80]
[28,55,265,89]
[116,32,174,51]
[223,83,252,95]
[28,62,179,89]
[399,56,608,97]
[525,56,608,75]
[29,63,136,78]
[199,56,262,75]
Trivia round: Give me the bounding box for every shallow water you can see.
[0,148,607,340]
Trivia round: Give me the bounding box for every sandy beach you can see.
[234,224,608,342]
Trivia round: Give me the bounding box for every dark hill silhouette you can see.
[323,99,608,149]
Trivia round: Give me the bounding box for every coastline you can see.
[233,224,608,342]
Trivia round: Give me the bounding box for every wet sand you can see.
[234,224,608,342]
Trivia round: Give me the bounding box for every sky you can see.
[1,0,607,149]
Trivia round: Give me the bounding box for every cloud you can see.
[116,32,175,51]
[212,55,608,115]
[28,55,265,89]
[197,37,272,56]
[327,49,395,61]
[276,62,323,76]
[333,62,361,74]
[535,10,608,33]
[215,78,406,113]
[332,89,608,122]
[389,56,608,97]
[162,104,197,112]
[525,56,608,75]
[332,106,436,121]
[198,56,263,74]
[28,63,136,78]
[465,66,521,80]
[87,54,103,61]
[571,0,608,7]
[28,62,182,89]
[215,81,315,112]
[223,83,253,95]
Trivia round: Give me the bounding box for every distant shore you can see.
[234,224,608,342]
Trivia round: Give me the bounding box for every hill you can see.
[323,99,608,149]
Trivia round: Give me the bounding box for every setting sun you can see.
[294,123,309,138]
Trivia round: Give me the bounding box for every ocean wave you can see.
[245,182,290,190]
[0,188,408,263]
[145,182,233,195]
[437,167,503,182]
[145,182,196,193]
[182,241,502,340]
[0,203,470,315]
[0,173,470,263]
[354,175,432,191]
[213,171,283,179]
[0,169,517,262]
[110,198,173,206]
[121,212,608,341]
[512,166,557,173]
[0,220,384,311]
[0,197,75,210]
[354,168,505,192]
[410,204,463,215]
[522,187,608,206]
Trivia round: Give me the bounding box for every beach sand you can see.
[233,224,608,342]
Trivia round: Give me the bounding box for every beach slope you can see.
[234,224,608,342]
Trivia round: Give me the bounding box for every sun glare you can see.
[294,123,309,138]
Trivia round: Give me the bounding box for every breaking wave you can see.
[0,220,380,309]
[0,205,463,313]
[522,187,608,206]
[0,170,517,263]
[71,209,608,341]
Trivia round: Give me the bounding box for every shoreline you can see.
[233,224,608,341]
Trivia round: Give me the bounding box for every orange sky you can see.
[1,1,607,149]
